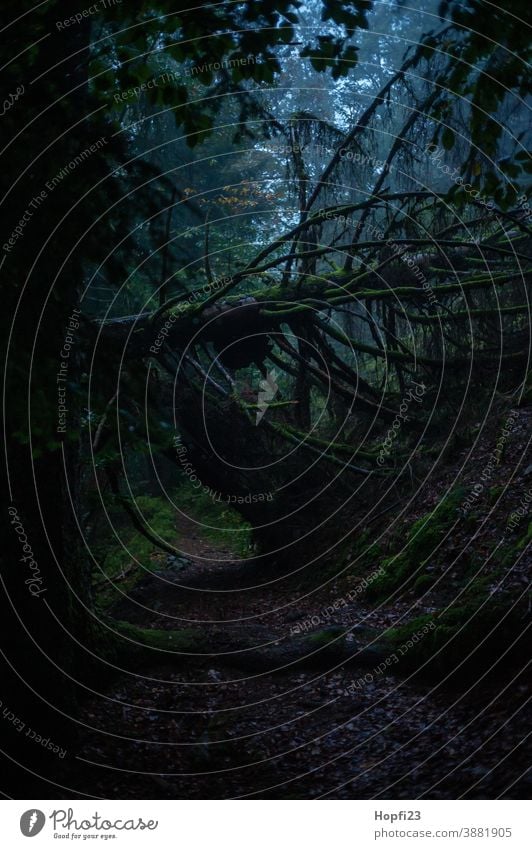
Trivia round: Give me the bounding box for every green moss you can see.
[336,529,384,583]
[92,494,181,607]
[382,613,436,647]
[518,370,532,406]
[412,574,436,595]
[382,590,528,685]
[105,620,205,668]
[93,482,252,611]
[365,488,466,600]
[489,485,504,505]
[497,520,532,568]
[174,479,252,557]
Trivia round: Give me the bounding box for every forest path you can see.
[168,509,244,573]
[78,508,530,799]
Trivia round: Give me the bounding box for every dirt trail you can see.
[77,511,530,799]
